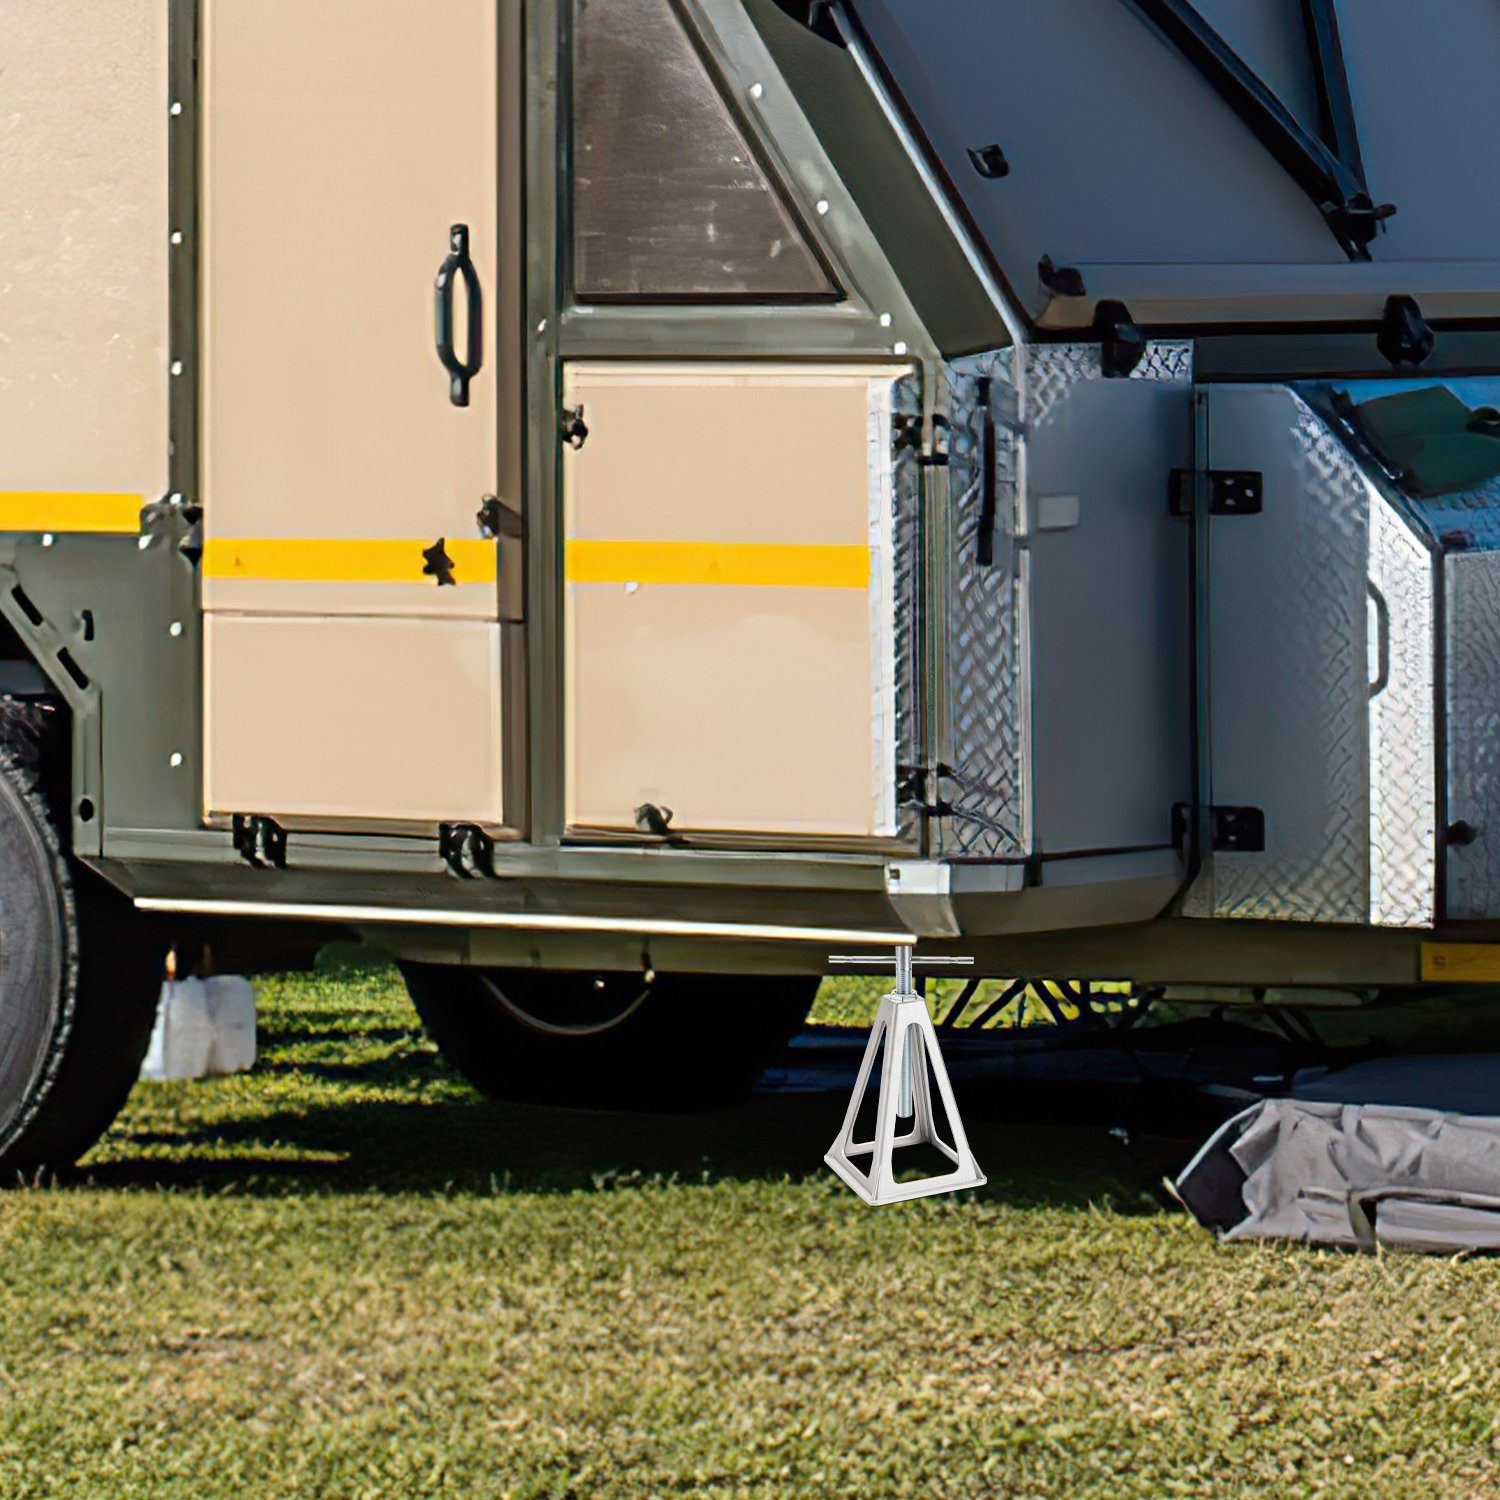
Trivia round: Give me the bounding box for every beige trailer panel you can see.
[563,363,903,840]
[202,0,500,619]
[204,615,503,824]
[199,0,513,829]
[0,0,168,511]
[568,585,880,836]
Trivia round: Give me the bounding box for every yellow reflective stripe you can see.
[203,537,497,585]
[0,492,142,534]
[565,539,870,589]
[1421,942,1500,983]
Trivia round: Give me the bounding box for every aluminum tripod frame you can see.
[824,947,986,1205]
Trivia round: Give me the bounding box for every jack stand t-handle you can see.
[823,945,987,1206]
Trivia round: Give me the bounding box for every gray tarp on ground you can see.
[1176,1056,1500,1253]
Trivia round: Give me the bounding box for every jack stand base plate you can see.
[824,1148,986,1207]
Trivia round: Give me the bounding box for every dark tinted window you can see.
[571,0,837,301]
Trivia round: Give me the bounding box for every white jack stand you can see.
[825,946,987,1206]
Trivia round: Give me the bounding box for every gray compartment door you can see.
[1445,552,1500,919]
[1198,385,1371,922]
[1196,385,1437,927]
[1024,350,1194,856]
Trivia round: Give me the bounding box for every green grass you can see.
[0,962,1497,1497]
[813,974,1135,1029]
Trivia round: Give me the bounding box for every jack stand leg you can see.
[824,964,987,1206]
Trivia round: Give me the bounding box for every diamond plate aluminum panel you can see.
[939,349,1027,857]
[1412,475,1500,553]
[1368,494,1437,928]
[1196,390,1370,923]
[936,341,1192,859]
[1446,551,1500,918]
[1024,341,1194,434]
[887,371,922,844]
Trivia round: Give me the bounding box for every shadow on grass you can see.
[71,958,1214,1207]
[85,1068,1198,1215]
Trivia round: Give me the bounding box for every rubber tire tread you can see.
[0,750,165,1179]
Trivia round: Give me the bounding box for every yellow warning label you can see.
[1421,943,1500,983]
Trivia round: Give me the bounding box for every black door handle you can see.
[435,223,483,407]
[975,376,997,567]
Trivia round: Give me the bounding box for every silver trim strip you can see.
[133,896,916,946]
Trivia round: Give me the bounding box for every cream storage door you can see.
[563,363,906,842]
[201,0,508,826]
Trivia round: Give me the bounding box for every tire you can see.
[0,751,165,1179]
[401,964,818,1110]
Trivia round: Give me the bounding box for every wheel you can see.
[401,964,818,1110]
[0,751,165,1178]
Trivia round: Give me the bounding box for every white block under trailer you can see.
[5,0,1500,1183]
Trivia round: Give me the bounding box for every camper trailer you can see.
[5,0,1500,1168]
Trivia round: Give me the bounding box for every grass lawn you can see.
[0,961,1498,1497]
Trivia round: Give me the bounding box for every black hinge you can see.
[898,764,953,818]
[441,823,494,878]
[893,413,951,468]
[233,814,286,869]
[1169,469,1263,516]
[1173,803,1265,853]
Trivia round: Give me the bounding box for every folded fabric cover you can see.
[1176,1055,1500,1252]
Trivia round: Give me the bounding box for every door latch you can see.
[476,495,522,540]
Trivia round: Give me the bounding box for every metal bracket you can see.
[1094,299,1146,378]
[1117,0,1394,260]
[897,763,953,819]
[1169,469,1263,516]
[1173,802,1265,853]
[1038,254,1086,298]
[476,495,523,540]
[441,823,494,879]
[884,862,960,938]
[967,142,1010,179]
[894,412,950,468]
[1377,294,1434,368]
[232,814,287,869]
[560,404,589,450]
